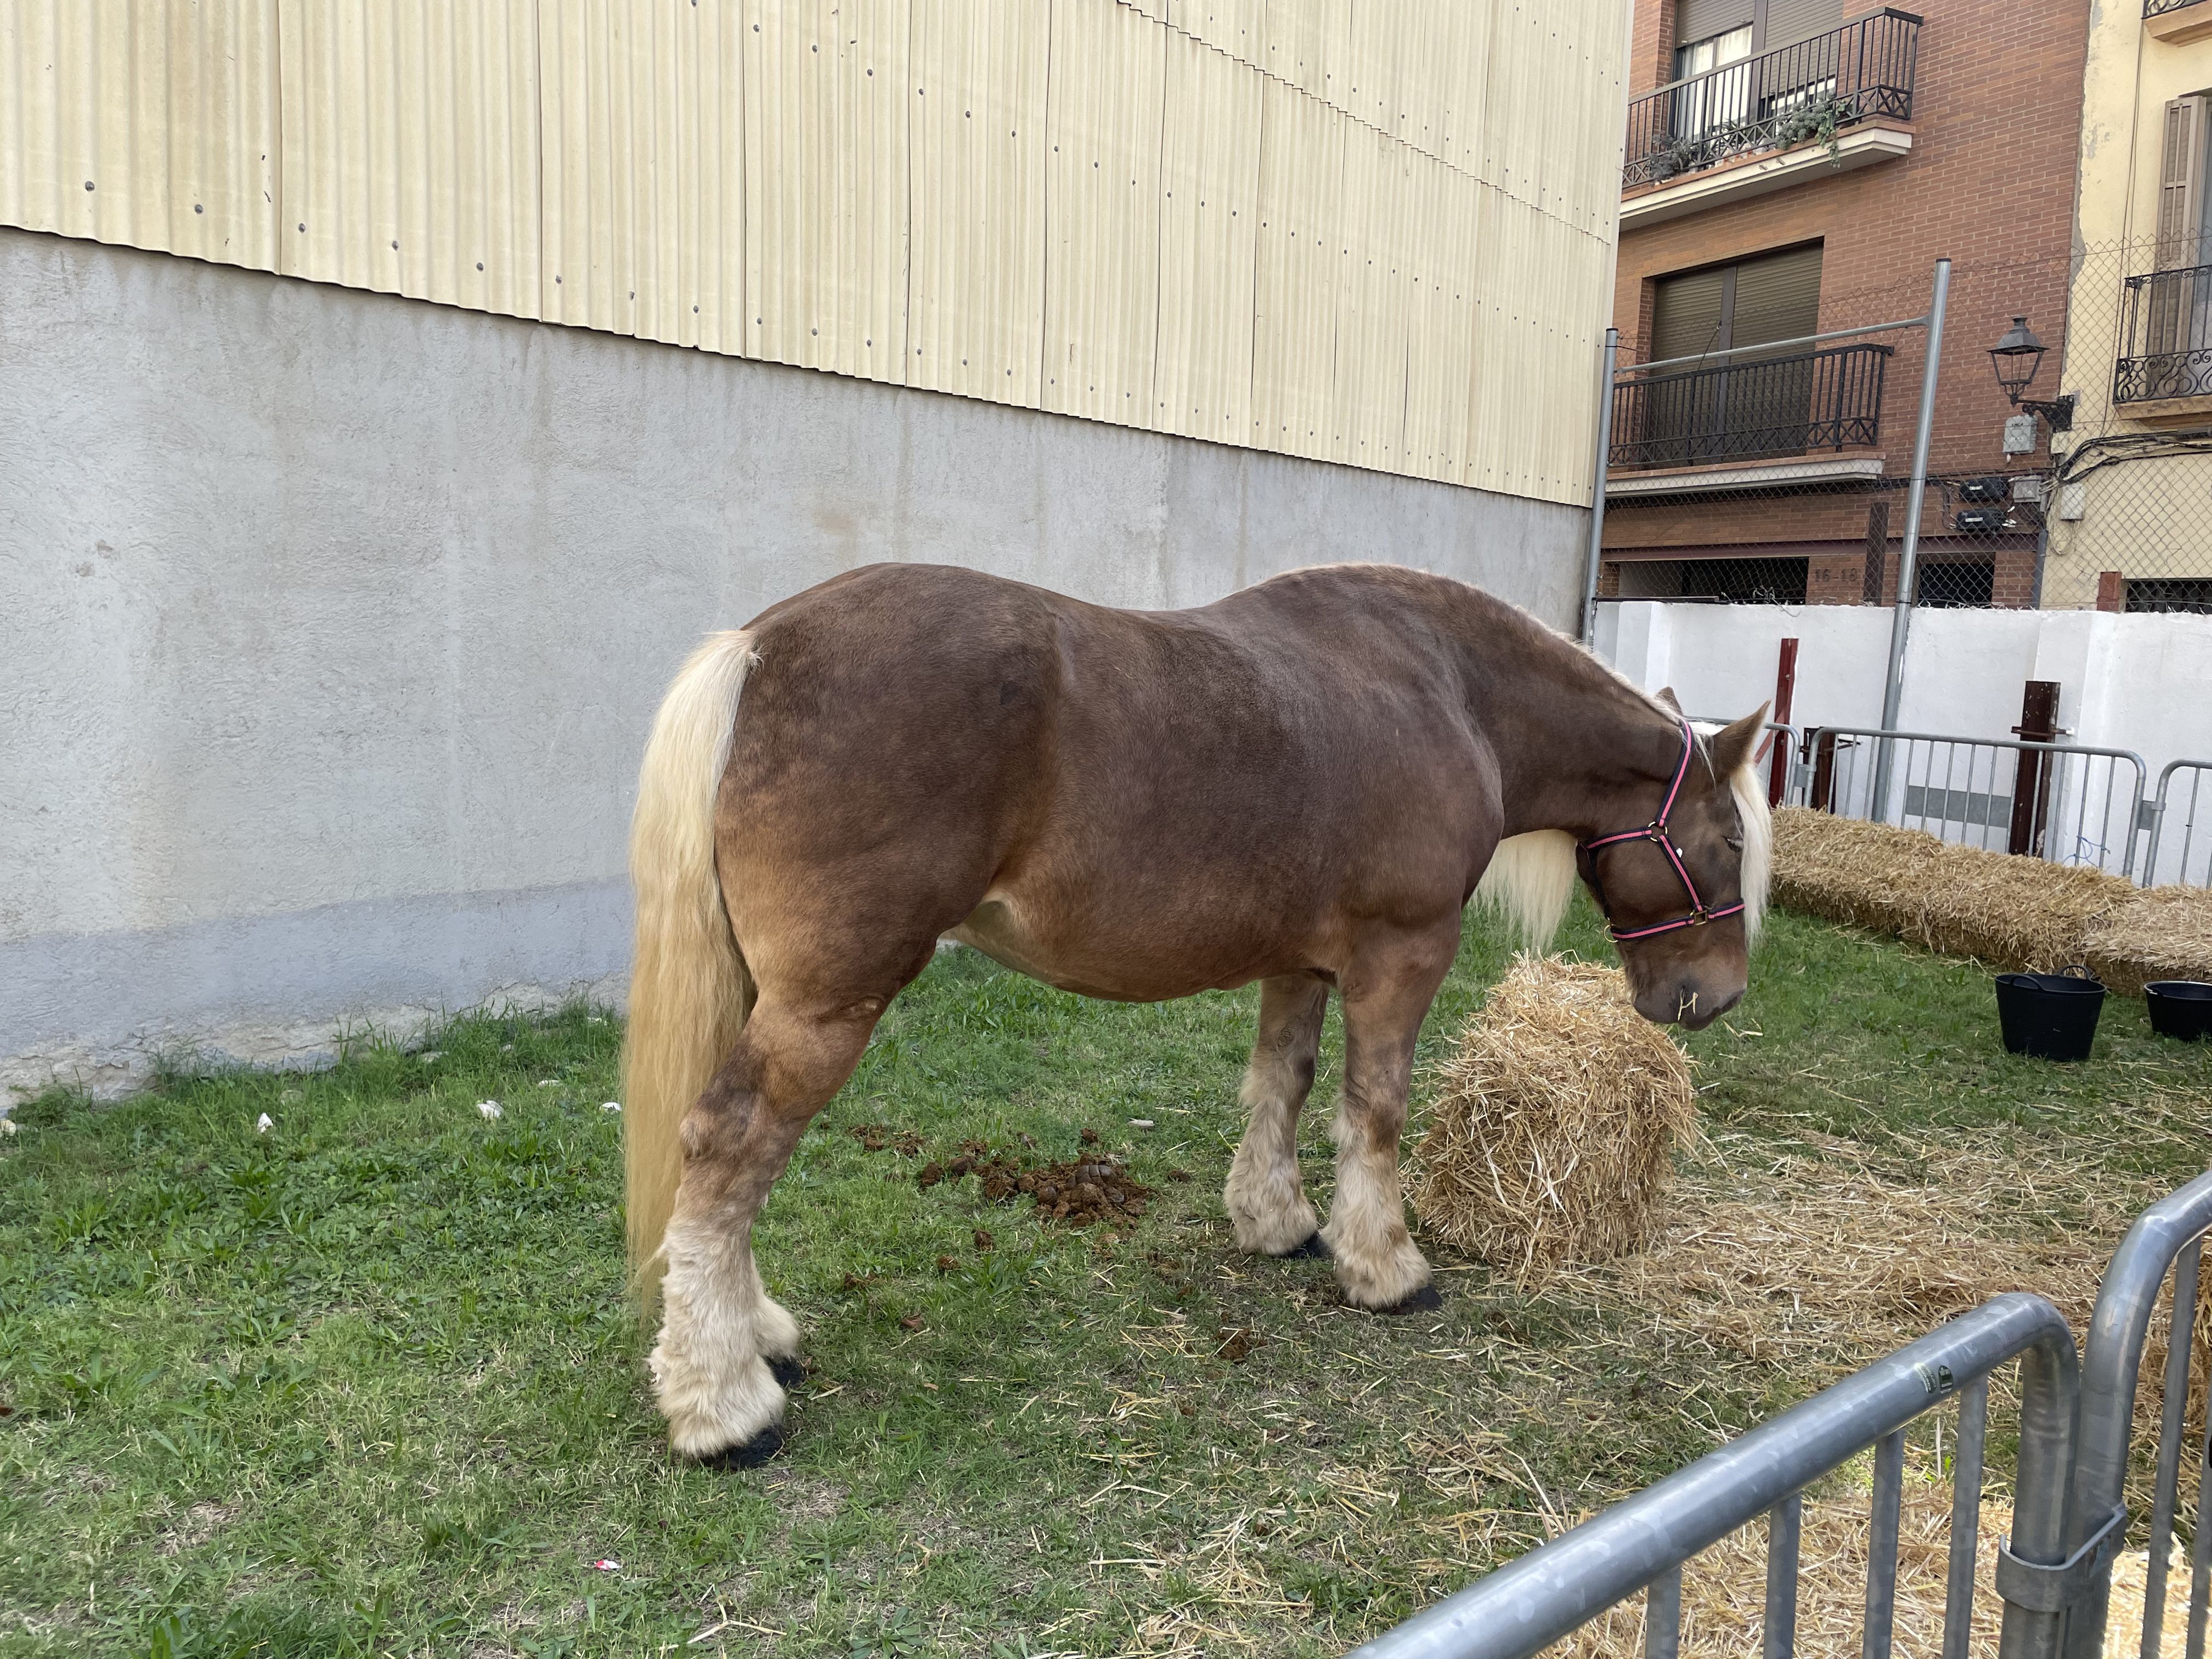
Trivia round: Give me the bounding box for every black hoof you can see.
[694,1422,785,1470]
[1272,1233,1332,1261]
[1374,1283,1443,1317]
[766,1353,806,1391]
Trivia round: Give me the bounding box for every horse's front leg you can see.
[651,996,876,1465]
[1321,925,1459,1314]
[1224,974,1332,1257]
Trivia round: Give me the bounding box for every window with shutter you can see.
[2155,95,2205,270]
[1642,247,1825,466]
[1761,0,1840,53]
[1675,0,1756,49]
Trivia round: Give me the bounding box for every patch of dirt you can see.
[917,1133,1156,1227]
[157,1499,240,1556]
[849,1124,923,1156]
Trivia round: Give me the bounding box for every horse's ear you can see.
[1654,686,1683,714]
[1710,703,1771,775]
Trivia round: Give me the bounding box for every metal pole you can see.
[1582,328,1619,648]
[1872,257,1950,821]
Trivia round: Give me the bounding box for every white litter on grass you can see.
[537,1079,560,1088]
[1128,1119,1155,1130]
[2,1106,18,1137]
[601,1102,622,1114]
[256,1113,274,1133]
[477,1100,503,1120]
[588,1558,620,1572]
[418,1050,443,1063]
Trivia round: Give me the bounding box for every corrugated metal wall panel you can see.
[909,0,1047,404]
[1167,0,1263,67]
[1153,28,1260,443]
[628,0,746,354]
[537,0,641,333]
[1400,155,1477,483]
[1042,0,1163,427]
[744,0,909,380]
[1255,0,1338,99]
[1327,120,1414,474]
[1250,75,1342,460]
[0,0,1622,506]
[0,0,280,267]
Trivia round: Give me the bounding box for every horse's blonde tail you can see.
[624,630,760,1299]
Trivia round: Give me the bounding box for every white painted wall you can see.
[1595,601,2212,885]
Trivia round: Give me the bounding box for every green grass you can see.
[4,901,2211,1658]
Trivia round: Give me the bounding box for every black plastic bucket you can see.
[1994,968,2106,1061]
[2147,981,2212,1042]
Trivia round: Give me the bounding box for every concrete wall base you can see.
[1,228,1586,1103]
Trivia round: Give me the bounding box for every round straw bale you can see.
[1414,955,1696,1287]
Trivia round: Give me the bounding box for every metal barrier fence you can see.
[1795,727,2151,879]
[1348,1167,2212,1659]
[1348,1294,2081,1659]
[2145,761,2212,890]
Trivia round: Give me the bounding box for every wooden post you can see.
[2008,681,2062,857]
[1862,501,1890,605]
[1769,637,1799,807]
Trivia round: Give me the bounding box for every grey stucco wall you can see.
[0,227,1586,1101]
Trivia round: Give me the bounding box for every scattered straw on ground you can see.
[1584,1131,2120,1367]
[1771,808,2134,975]
[1414,956,1696,1288]
[2083,886,2212,997]
[1554,1480,2188,1658]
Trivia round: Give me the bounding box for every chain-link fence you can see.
[1595,241,2212,614]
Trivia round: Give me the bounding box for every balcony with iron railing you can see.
[2114,264,2212,406]
[2146,0,2208,20]
[1622,9,1921,194]
[1610,343,1893,471]
[2145,0,2212,39]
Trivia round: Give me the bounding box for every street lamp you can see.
[1988,315,2074,431]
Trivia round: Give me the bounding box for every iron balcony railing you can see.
[1610,342,1891,470]
[1623,9,1922,190]
[2115,262,2212,404]
[2145,0,2207,19]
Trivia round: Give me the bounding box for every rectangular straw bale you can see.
[2081,885,2212,996]
[1771,806,2134,974]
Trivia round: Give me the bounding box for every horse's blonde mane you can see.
[1474,830,1579,950]
[1692,721,1774,941]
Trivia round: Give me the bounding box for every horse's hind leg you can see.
[1322,926,1458,1313]
[1223,974,1331,1257]
[651,993,881,1465]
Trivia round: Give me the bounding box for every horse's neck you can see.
[1484,662,1683,840]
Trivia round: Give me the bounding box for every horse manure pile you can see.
[1414,955,1695,1286]
[916,1135,1155,1228]
[849,1123,924,1156]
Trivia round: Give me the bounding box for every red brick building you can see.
[1600,1,2092,608]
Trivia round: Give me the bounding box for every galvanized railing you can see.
[2144,761,2212,888]
[1622,9,1921,189]
[1352,1170,2212,1659]
[1610,343,1892,470]
[2064,1167,2212,1659]
[1798,727,2152,879]
[1347,1294,2083,1659]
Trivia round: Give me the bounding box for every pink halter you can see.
[1577,720,1746,943]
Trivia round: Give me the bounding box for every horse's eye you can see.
[1725,835,1744,852]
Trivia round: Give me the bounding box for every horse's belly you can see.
[947,895,1252,1002]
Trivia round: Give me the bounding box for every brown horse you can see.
[623,562,1770,1466]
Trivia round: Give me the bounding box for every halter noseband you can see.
[1577,719,1745,943]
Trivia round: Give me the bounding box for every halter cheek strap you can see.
[1577,719,1746,943]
